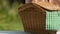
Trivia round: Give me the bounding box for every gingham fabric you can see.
[46,11,60,30]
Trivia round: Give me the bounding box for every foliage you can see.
[0,0,24,31]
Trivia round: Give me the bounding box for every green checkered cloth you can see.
[46,11,60,30]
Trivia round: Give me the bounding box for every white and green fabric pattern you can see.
[46,11,60,30]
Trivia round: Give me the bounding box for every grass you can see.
[0,1,24,31]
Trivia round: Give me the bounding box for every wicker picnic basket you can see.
[18,3,56,34]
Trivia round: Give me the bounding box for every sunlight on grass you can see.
[0,0,24,31]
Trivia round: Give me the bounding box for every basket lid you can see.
[35,2,60,11]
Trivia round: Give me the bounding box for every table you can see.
[0,31,32,34]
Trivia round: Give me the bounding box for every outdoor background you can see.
[0,0,24,31]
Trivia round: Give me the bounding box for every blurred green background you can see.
[0,0,24,31]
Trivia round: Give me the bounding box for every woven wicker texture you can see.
[18,3,56,34]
